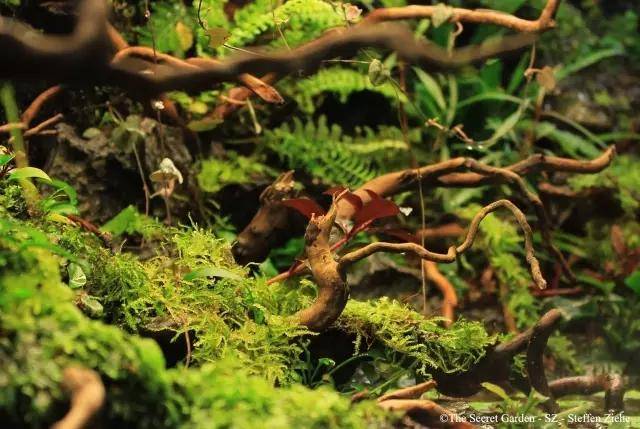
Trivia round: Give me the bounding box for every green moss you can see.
[338,298,496,376]
[568,155,640,214]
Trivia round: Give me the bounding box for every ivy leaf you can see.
[208,27,230,49]
[431,3,454,28]
[184,266,243,282]
[352,190,400,233]
[8,166,52,183]
[368,59,390,87]
[282,198,326,219]
[67,263,87,289]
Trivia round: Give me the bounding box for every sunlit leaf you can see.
[8,167,52,183]
[175,21,194,51]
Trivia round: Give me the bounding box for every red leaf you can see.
[352,189,400,233]
[323,186,363,212]
[282,198,326,219]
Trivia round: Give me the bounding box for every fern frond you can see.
[290,67,406,113]
[265,116,408,187]
[222,0,345,53]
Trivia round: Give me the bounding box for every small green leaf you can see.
[481,382,511,401]
[67,263,87,289]
[0,153,14,167]
[184,266,243,282]
[625,271,640,296]
[8,167,52,183]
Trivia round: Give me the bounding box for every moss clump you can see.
[338,298,496,376]
[55,222,311,385]
[0,216,391,428]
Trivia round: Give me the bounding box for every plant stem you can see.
[1,81,40,211]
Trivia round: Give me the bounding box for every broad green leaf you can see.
[184,266,243,282]
[8,167,52,183]
[413,68,446,112]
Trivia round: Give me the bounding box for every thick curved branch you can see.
[363,0,559,32]
[294,201,348,332]
[108,25,535,95]
[549,374,624,412]
[340,199,547,289]
[423,260,458,325]
[51,367,105,429]
[0,0,110,80]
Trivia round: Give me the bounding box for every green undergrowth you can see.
[0,181,502,427]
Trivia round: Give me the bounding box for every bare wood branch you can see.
[362,0,560,33]
[340,199,547,290]
[50,367,105,429]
